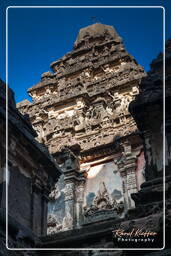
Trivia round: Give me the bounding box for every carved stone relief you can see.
[84,181,124,217]
[16,23,145,234]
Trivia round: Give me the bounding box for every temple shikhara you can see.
[0,23,169,255]
[17,23,146,234]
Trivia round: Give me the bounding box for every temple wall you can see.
[0,79,61,251]
[8,166,32,229]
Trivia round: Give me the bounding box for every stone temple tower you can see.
[17,23,146,235]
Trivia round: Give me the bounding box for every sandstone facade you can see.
[17,23,146,235]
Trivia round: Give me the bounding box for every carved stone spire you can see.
[74,23,122,49]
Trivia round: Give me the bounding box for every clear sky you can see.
[1,0,171,103]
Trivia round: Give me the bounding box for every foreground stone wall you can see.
[0,79,61,252]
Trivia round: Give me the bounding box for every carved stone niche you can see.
[81,159,125,226]
[83,181,124,218]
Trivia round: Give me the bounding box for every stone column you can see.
[116,140,138,211]
[125,167,137,209]
[63,181,75,230]
[59,147,83,230]
[75,179,86,227]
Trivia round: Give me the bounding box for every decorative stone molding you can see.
[17,23,145,156]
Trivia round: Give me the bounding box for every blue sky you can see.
[1,0,171,103]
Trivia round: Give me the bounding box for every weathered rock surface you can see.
[17,23,145,155]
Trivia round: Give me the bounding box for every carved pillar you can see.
[116,141,138,211]
[75,179,86,227]
[59,147,83,230]
[63,181,75,230]
[126,167,137,209]
[116,162,128,211]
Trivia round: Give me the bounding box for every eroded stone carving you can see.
[49,183,61,201]
[62,212,73,230]
[18,23,145,155]
[47,211,74,234]
[47,214,62,234]
[84,182,124,216]
[16,23,145,234]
